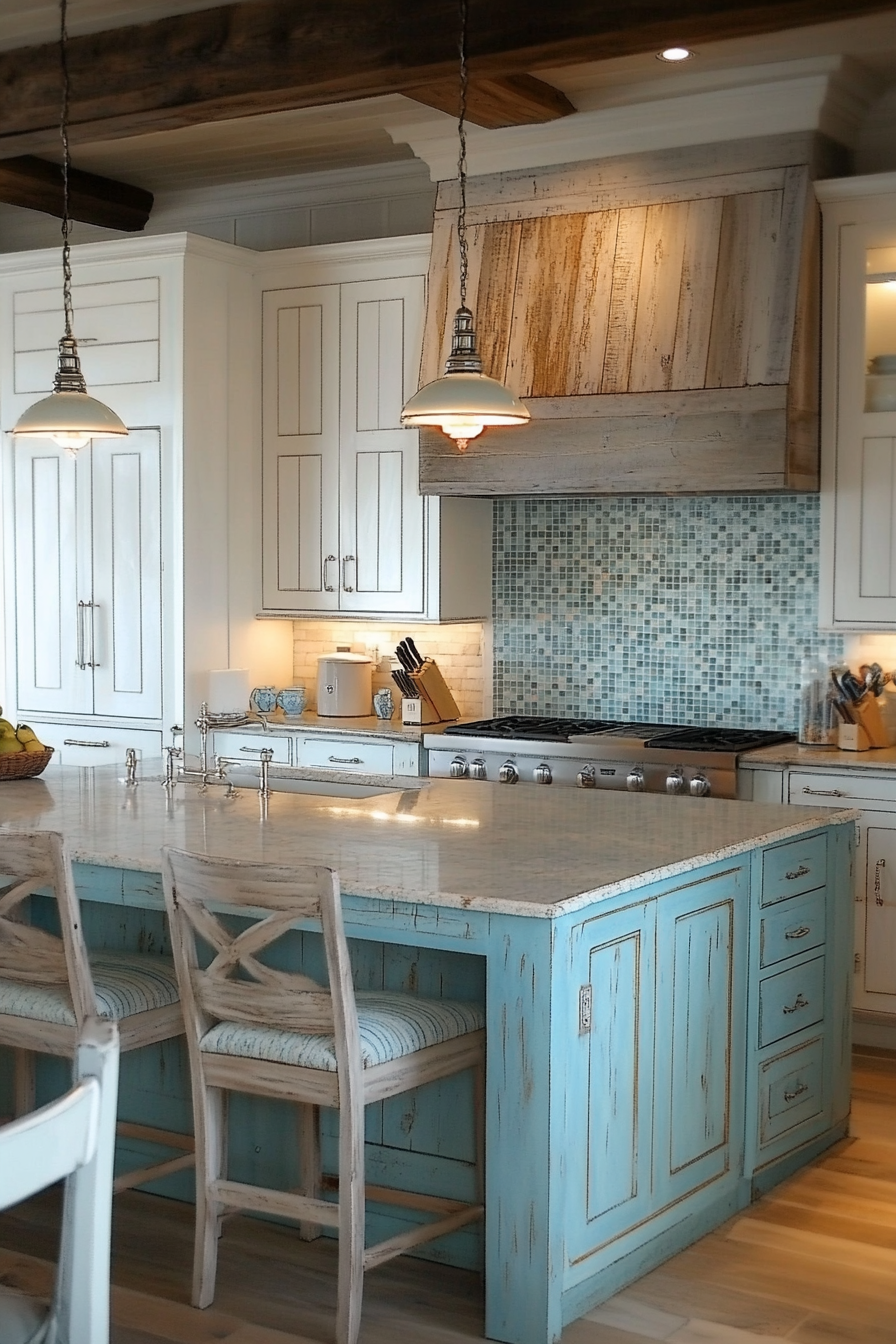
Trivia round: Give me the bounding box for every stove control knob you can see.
[689,773,711,797]
[469,758,487,781]
[533,763,553,785]
[449,756,469,779]
[499,761,520,785]
[577,766,597,789]
[666,770,685,795]
[626,767,646,793]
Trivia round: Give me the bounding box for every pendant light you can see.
[401,0,529,452]
[11,0,128,456]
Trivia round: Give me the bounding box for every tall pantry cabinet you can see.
[0,232,292,762]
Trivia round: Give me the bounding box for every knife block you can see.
[406,659,460,723]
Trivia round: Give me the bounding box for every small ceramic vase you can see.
[373,687,395,720]
[250,685,277,714]
[276,686,307,717]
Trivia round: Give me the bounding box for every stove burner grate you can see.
[644,727,794,753]
[449,715,619,741]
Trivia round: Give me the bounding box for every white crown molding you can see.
[0,229,259,274]
[815,168,896,202]
[149,157,433,226]
[387,56,878,181]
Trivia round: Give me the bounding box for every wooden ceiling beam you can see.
[405,74,576,129]
[0,156,153,230]
[0,0,891,157]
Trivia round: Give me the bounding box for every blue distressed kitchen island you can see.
[0,765,855,1344]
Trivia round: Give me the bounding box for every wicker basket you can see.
[0,747,55,779]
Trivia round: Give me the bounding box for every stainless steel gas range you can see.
[425,716,793,800]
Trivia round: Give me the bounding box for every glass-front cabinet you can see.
[818,174,896,628]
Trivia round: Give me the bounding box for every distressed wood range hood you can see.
[418,132,847,496]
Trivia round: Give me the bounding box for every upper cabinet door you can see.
[338,276,425,613]
[91,429,163,720]
[14,440,93,716]
[261,285,341,611]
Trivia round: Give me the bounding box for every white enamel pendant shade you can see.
[12,390,129,452]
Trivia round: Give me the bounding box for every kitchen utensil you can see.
[394,643,416,674]
[405,636,425,668]
[392,669,416,698]
[843,671,865,702]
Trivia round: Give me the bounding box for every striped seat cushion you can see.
[0,952,180,1027]
[200,992,483,1071]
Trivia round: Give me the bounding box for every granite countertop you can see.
[741,742,896,771]
[0,762,856,918]
[213,712,455,744]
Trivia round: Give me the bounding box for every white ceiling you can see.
[3,3,896,192]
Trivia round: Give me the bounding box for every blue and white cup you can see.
[250,685,277,714]
[277,686,307,717]
[373,687,395,720]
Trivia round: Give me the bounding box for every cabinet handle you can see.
[783,992,810,1015]
[323,554,337,592]
[239,746,272,755]
[802,787,846,797]
[342,555,355,592]
[87,601,99,669]
[784,1081,809,1103]
[874,857,886,907]
[63,738,111,748]
[328,755,362,765]
[76,600,88,669]
[785,924,812,940]
[785,864,811,880]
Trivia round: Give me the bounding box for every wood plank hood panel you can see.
[418,132,842,496]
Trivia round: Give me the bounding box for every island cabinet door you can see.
[565,899,656,1263]
[652,866,748,1210]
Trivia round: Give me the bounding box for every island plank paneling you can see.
[419,133,843,496]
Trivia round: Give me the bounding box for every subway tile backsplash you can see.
[493,495,845,732]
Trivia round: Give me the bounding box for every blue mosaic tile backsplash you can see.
[493,495,845,732]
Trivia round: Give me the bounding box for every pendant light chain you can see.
[456,0,469,311]
[59,0,74,340]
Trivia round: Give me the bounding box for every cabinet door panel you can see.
[91,429,163,719]
[262,286,340,610]
[14,441,93,715]
[863,828,896,1010]
[339,277,425,613]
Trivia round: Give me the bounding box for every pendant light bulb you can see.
[10,0,127,455]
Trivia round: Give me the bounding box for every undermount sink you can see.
[212,770,407,799]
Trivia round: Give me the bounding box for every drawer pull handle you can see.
[875,857,886,907]
[239,747,274,756]
[785,864,811,880]
[785,925,812,940]
[802,787,845,797]
[783,992,810,1015]
[63,738,111,748]
[784,1081,809,1103]
[329,755,362,765]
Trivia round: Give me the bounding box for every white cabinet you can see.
[258,236,490,621]
[818,173,896,628]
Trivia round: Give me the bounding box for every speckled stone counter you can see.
[0,762,855,917]
[741,741,896,771]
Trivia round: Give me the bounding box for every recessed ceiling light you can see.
[657,46,695,62]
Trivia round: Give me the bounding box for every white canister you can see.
[316,653,372,717]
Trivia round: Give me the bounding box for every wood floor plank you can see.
[585,1293,687,1338]
[725,1211,896,1274]
[621,1274,808,1338]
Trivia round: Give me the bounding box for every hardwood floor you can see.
[0,1048,893,1344]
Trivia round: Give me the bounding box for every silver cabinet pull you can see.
[63,738,111,748]
[785,864,811,880]
[875,856,886,906]
[329,755,362,765]
[342,555,355,592]
[88,601,98,668]
[783,992,810,1015]
[784,1081,809,1103]
[785,925,812,940]
[802,786,846,796]
[323,554,337,592]
[76,600,88,669]
[76,600,99,669]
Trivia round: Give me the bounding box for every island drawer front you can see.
[299,738,394,774]
[761,834,827,905]
[759,889,827,969]
[30,721,163,766]
[789,770,896,806]
[759,1035,825,1146]
[759,956,825,1049]
[211,731,292,764]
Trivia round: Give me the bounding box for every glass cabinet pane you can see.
[865,245,896,411]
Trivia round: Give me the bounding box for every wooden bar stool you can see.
[0,829,194,1192]
[161,846,485,1344]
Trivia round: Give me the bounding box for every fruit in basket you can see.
[16,724,47,753]
[0,720,24,753]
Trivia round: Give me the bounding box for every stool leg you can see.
[193,1082,226,1309]
[13,1049,35,1118]
[298,1102,322,1241]
[336,1097,365,1344]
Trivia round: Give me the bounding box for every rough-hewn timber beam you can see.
[0,0,892,157]
[406,74,576,128]
[0,156,153,230]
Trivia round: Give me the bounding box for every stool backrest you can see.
[0,829,98,1026]
[161,849,360,1080]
